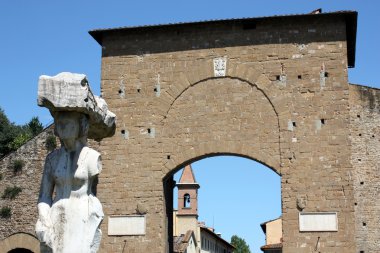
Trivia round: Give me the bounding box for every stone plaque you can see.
[213,57,227,77]
[108,215,146,235]
[299,212,338,232]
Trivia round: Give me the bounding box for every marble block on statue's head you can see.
[38,72,116,140]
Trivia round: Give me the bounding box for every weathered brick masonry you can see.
[0,126,54,239]
[0,10,379,253]
[349,85,380,252]
[0,126,55,252]
[89,11,359,252]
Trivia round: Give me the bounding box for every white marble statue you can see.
[35,73,115,253]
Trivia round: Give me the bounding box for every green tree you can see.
[0,108,21,157]
[231,235,251,253]
[27,116,43,136]
[7,132,32,151]
[0,107,44,157]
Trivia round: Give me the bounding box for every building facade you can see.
[260,218,282,253]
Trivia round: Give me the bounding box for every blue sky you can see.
[173,157,280,252]
[0,1,379,252]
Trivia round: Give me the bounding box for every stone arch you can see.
[163,154,281,253]
[159,61,290,124]
[0,233,40,253]
[164,153,279,183]
[8,249,34,253]
[160,76,282,176]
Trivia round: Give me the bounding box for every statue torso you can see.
[48,147,96,201]
[44,146,103,253]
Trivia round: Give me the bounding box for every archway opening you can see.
[8,249,34,253]
[165,155,281,253]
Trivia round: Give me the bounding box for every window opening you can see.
[184,193,191,208]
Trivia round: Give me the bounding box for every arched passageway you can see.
[160,76,283,253]
[8,249,34,253]
[167,155,281,252]
[0,233,40,253]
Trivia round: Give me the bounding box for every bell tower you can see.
[177,164,200,216]
[174,164,201,246]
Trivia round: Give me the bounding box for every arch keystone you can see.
[256,73,272,91]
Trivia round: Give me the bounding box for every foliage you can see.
[0,206,11,218]
[7,132,32,151]
[46,135,57,151]
[0,173,2,180]
[231,235,251,253]
[11,159,24,174]
[2,186,22,199]
[28,116,43,136]
[0,108,22,157]
[0,107,44,157]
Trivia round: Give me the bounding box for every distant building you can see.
[199,225,233,253]
[173,230,198,253]
[173,165,234,253]
[260,217,282,253]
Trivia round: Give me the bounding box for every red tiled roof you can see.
[173,230,197,253]
[261,243,283,250]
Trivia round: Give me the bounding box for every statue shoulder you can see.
[43,148,64,175]
[82,147,101,161]
[45,148,63,164]
[81,147,102,176]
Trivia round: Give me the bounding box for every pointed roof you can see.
[179,165,197,184]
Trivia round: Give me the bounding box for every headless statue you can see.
[35,73,115,253]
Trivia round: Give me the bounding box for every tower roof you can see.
[89,10,357,67]
[179,165,198,184]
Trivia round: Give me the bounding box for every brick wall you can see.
[97,14,356,252]
[350,84,380,252]
[0,126,54,240]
